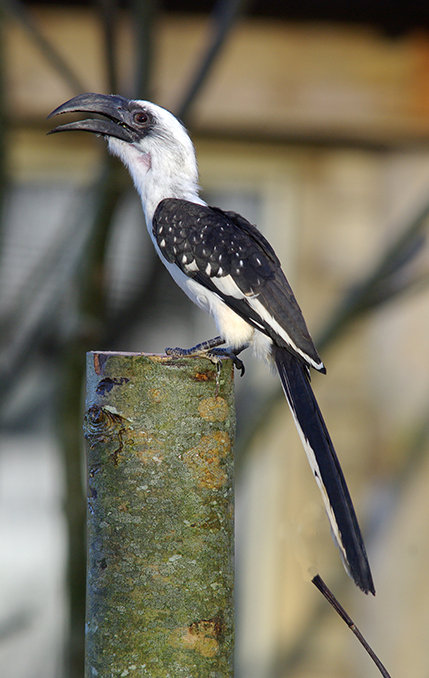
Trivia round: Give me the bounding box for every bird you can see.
[48,93,375,595]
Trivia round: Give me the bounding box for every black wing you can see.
[152,198,323,369]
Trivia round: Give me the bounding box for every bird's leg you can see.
[165,336,248,375]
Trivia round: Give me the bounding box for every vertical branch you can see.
[0,9,7,253]
[58,159,123,678]
[176,0,251,122]
[131,0,158,99]
[84,351,235,676]
[97,0,120,93]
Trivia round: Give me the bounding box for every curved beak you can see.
[47,92,137,142]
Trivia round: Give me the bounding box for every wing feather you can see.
[153,198,324,370]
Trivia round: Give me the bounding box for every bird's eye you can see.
[132,110,149,126]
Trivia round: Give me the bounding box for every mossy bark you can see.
[84,351,235,677]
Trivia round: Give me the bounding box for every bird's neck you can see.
[109,139,206,226]
[139,160,205,227]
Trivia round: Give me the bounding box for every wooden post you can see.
[83,351,235,677]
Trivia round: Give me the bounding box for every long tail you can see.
[273,345,375,595]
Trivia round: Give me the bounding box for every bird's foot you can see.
[165,335,225,357]
[165,337,248,376]
[204,347,246,376]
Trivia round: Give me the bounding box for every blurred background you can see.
[2,1,429,676]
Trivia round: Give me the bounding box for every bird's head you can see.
[48,93,201,220]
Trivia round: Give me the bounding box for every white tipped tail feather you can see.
[273,345,375,594]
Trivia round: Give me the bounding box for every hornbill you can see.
[48,93,375,595]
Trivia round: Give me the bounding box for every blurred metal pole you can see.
[84,351,235,676]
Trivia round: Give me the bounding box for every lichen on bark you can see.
[84,351,235,677]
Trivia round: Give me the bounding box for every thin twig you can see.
[312,574,392,678]
[258,407,429,678]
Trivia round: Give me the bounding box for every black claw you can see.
[235,357,245,376]
[208,348,246,376]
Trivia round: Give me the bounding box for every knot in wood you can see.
[83,405,126,450]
